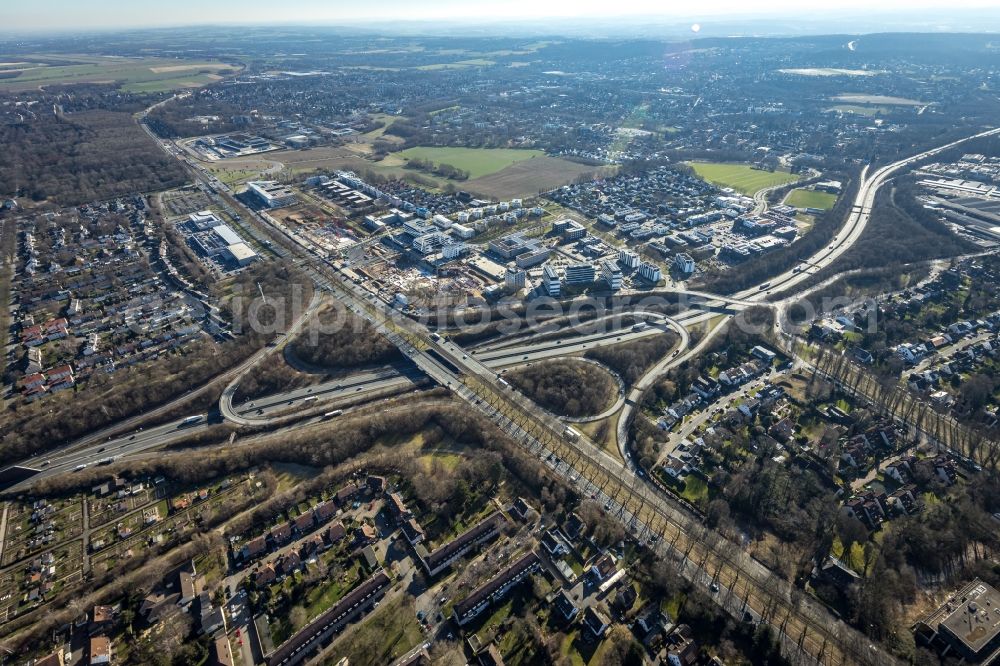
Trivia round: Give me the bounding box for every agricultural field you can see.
[784,188,838,210]
[0,55,239,92]
[831,93,924,106]
[396,146,545,179]
[415,58,496,70]
[687,162,800,195]
[466,156,617,199]
[825,104,891,116]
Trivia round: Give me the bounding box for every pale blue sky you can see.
[9,0,998,32]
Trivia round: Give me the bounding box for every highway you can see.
[26,106,996,665]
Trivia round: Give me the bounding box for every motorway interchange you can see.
[10,122,1000,665]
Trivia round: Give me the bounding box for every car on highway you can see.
[73,464,88,472]
[40,460,51,467]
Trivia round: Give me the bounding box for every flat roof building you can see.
[213,224,243,246]
[245,180,297,209]
[542,265,561,297]
[563,263,596,285]
[917,579,1000,663]
[637,261,662,284]
[674,252,696,275]
[601,260,622,291]
[226,242,258,266]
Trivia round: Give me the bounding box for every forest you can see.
[506,359,617,417]
[0,109,187,206]
[584,333,677,386]
[289,304,401,369]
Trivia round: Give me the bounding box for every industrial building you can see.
[227,242,258,266]
[244,180,297,209]
[190,223,258,267]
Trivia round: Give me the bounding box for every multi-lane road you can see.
[12,106,1000,665]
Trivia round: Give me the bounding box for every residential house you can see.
[354,524,378,546]
[327,522,346,544]
[540,529,571,558]
[401,518,426,545]
[89,636,111,666]
[335,482,362,505]
[452,551,541,626]
[213,634,234,666]
[590,553,617,582]
[582,606,610,638]
[665,624,699,666]
[553,589,579,621]
[366,475,387,495]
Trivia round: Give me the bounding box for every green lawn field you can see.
[687,162,799,195]
[397,146,544,179]
[0,55,238,92]
[784,188,838,210]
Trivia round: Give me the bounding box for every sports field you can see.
[687,162,800,195]
[784,188,838,210]
[0,55,239,92]
[396,146,544,179]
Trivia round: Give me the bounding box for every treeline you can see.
[233,354,313,403]
[827,180,976,271]
[585,332,677,385]
[402,157,470,181]
[506,359,616,417]
[0,110,188,206]
[290,305,401,369]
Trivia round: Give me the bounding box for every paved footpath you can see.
[0,502,7,565]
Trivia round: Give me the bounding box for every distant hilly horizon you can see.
[6,7,1000,39]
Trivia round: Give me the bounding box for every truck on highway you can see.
[98,457,116,466]
[758,282,771,290]
[73,464,88,472]
[323,409,343,419]
[303,396,318,403]
[180,415,204,427]
[632,322,649,332]
[563,427,581,442]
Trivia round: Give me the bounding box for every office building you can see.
[637,262,662,284]
[553,218,586,240]
[917,579,1000,664]
[505,268,527,290]
[601,260,623,291]
[674,252,696,275]
[515,247,551,269]
[617,249,640,270]
[542,265,561,297]
[244,181,297,209]
[563,263,596,285]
